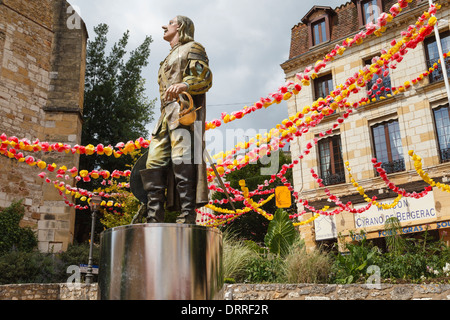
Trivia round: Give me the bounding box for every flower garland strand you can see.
[213,19,442,220]
[409,150,450,193]
[345,161,403,209]
[209,6,441,194]
[199,193,275,227]
[207,5,442,184]
[239,180,274,221]
[0,4,442,189]
[292,213,321,227]
[204,0,419,131]
[0,3,444,219]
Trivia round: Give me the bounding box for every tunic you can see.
[151,40,213,210]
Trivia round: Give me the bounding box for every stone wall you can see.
[0,0,88,252]
[1,283,450,300]
[0,283,97,300]
[225,283,450,300]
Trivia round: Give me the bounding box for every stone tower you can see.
[0,0,88,252]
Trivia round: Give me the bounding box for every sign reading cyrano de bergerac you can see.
[353,192,437,229]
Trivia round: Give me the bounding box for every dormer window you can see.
[354,0,383,27]
[301,6,335,48]
[362,0,381,24]
[312,19,328,45]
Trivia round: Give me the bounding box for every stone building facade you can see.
[0,0,87,252]
[281,0,450,251]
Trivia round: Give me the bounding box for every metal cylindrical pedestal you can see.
[98,224,223,300]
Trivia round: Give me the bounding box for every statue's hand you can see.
[165,83,188,101]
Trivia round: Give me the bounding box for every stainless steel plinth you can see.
[98,223,223,300]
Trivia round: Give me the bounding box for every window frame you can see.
[355,0,383,27]
[424,30,450,84]
[370,119,405,175]
[312,18,327,46]
[432,103,450,163]
[318,135,346,186]
[308,15,331,47]
[314,73,334,101]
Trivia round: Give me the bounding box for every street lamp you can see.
[86,194,102,284]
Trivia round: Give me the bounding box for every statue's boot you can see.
[140,168,167,223]
[173,164,197,224]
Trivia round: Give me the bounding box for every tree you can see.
[80,23,155,173]
[0,200,37,255]
[75,24,155,243]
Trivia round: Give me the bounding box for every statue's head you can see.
[163,16,195,47]
[176,15,195,44]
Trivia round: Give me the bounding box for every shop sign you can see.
[314,213,337,241]
[347,219,450,242]
[354,192,436,229]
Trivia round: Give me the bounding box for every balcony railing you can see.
[378,158,405,175]
[321,171,346,186]
[427,58,450,83]
[440,147,450,163]
[367,75,391,100]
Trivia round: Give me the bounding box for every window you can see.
[355,0,382,28]
[365,57,391,100]
[433,104,450,163]
[425,31,450,83]
[371,120,405,174]
[362,0,381,24]
[318,135,345,186]
[303,7,334,48]
[314,73,334,100]
[312,19,328,46]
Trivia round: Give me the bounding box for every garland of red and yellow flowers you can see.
[1,1,449,227]
[198,3,446,226]
[3,1,447,219]
[206,3,443,179]
[204,0,436,131]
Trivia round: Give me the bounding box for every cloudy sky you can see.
[69,0,344,153]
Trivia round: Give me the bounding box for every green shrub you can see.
[373,231,450,281]
[284,239,333,283]
[0,251,66,284]
[0,243,100,285]
[224,278,236,284]
[329,228,450,284]
[58,242,100,267]
[264,209,298,257]
[244,254,285,283]
[223,231,286,283]
[373,252,431,281]
[331,236,380,284]
[222,232,258,282]
[0,200,38,254]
